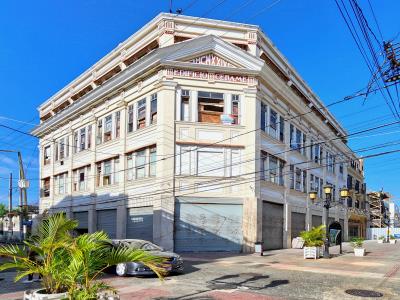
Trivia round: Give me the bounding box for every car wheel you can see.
[116,263,127,276]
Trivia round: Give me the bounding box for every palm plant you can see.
[64,231,166,300]
[0,213,166,299]
[0,212,76,293]
[300,225,326,247]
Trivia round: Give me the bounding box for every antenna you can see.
[169,0,173,13]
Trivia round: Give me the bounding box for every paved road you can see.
[1,241,399,299]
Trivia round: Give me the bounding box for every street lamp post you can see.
[309,185,349,259]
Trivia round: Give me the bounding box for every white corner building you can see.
[32,13,366,252]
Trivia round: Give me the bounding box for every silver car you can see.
[111,239,184,276]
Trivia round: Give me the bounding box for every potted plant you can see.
[300,225,325,259]
[378,236,385,244]
[389,235,396,244]
[0,213,165,300]
[351,237,365,257]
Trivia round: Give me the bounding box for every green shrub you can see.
[390,234,395,240]
[300,225,325,247]
[351,237,364,248]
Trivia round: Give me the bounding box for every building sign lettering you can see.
[189,53,236,68]
[166,68,256,85]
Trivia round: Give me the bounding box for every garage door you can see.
[126,206,153,241]
[73,211,88,233]
[291,212,306,239]
[312,215,322,228]
[97,209,117,239]
[174,201,243,252]
[262,202,284,250]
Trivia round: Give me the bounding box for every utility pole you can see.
[0,150,29,240]
[8,173,13,237]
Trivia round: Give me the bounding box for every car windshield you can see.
[140,242,162,251]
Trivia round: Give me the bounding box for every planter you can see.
[378,239,384,244]
[354,248,365,257]
[304,246,320,259]
[390,239,396,244]
[24,289,68,300]
[318,246,324,258]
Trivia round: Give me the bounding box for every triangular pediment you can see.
[159,35,264,72]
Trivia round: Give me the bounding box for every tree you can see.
[0,203,7,217]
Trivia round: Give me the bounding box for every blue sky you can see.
[0,0,399,206]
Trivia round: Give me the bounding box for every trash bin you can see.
[255,242,263,255]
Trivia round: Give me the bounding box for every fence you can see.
[367,227,400,240]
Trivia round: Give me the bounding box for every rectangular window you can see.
[269,155,278,183]
[261,103,267,132]
[74,132,78,153]
[137,99,146,129]
[73,166,89,192]
[96,158,119,187]
[302,133,307,156]
[231,149,241,176]
[179,146,191,175]
[96,120,103,145]
[115,111,120,138]
[319,178,323,197]
[290,165,295,189]
[104,115,112,142]
[302,170,307,193]
[42,177,50,197]
[181,90,190,121]
[261,152,268,181]
[314,144,320,164]
[103,160,112,186]
[126,154,134,181]
[55,143,58,162]
[295,168,302,191]
[198,91,224,124]
[87,125,92,149]
[310,174,314,192]
[149,146,157,176]
[197,150,224,177]
[128,104,134,132]
[296,129,302,151]
[44,146,51,165]
[150,93,157,125]
[279,116,285,142]
[315,176,320,197]
[232,95,240,125]
[56,173,67,195]
[59,138,65,160]
[290,124,295,149]
[269,109,277,138]
[310,140,314,161]
[136,149,146,178]
[80,128,86,151]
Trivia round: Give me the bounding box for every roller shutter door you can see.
[291,212,306,239]
[174,202,243,252]
[97,209,117,239]
[73,211,88,230]
[126,206,153,241]
[312,215,322,228]
[262,202,284,250]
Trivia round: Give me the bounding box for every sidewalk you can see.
[182,240,400,280]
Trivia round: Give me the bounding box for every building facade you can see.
[346,159,369,238]
[32,13,365,252]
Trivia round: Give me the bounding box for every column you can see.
[153,81,177,251]
[190,90,198,122]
